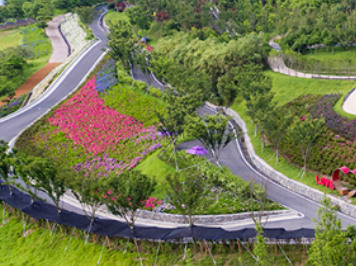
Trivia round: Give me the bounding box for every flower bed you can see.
[280,94,356,186]
[0,95,26,118]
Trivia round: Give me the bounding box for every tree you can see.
[126,6,143,39]
[165,169,211,227]
[260,107,294,165]
[103,171,156,229]
[68,168,105,225]
[23,157,70,213]
[156,83,204,170]
[75,6,96,25]
[307,197,356,266]
[135,48,152,89]
[185,114,236,165]
[288,115,325,179]
[254,223,271,266]
[107,20,135,72]
[0,140,16,195]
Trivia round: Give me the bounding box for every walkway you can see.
[46,15,69,63]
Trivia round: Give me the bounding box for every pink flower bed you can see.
[47,77,144,155]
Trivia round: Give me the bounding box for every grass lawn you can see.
[0,30,23,50]
[301,46,356,68]
[105,10,131,26]
[0,209,309,266]
[267,71,356,118]
[135,150,178,199]
[24,56,50,80]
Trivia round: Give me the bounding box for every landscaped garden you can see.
[15,56,282,216]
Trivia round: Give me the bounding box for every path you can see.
[46,15,69,63]
[0,15,69,107]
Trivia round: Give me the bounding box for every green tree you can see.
[165,169,211,227]
[254,223,271,266]
[288,115,325,179]
[185,114,236,165]
[103,171,156,229]
[260,107,294,165]
[307,197,356,266]
[126,6,143,39]
[75,6,96,25]
[135,48,152,89]
[23,157,70,213]
[107,20,135,72]
[0,140,16,195]
[68,169,105,224]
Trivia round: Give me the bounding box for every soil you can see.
[0,63,60,107]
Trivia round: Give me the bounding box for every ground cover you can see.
[0,94,27,117]
[267,71,356,107]
[301,46,356,68]
[0,208,308,266]
[0,29,22,50]
[20,25,52,59]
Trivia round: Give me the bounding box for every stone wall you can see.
[204,102,356,218]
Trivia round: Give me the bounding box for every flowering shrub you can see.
[310,93,356,141]
[142,197,162,211]
[47,77,145,155]
[32,69,165,174]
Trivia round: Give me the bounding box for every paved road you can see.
[0,8,107,142]
[1,7,356,230]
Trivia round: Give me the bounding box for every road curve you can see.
[1,7,356,230]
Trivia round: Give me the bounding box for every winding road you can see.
[1,7,356,231]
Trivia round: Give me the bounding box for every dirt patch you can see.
[0,63,60,107]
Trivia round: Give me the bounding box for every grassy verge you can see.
[301,46,356,67]
[267,71,356,105]
[0,29,23,50]
[0,206,309,266]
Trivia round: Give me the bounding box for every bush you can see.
[149,86,162,98]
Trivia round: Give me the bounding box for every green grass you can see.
[135,150,178,199]
[301,46,356,68]
[0,207,309,266]
[267,71,356,106]
[0,30,23,50]
[105,10,131,26]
